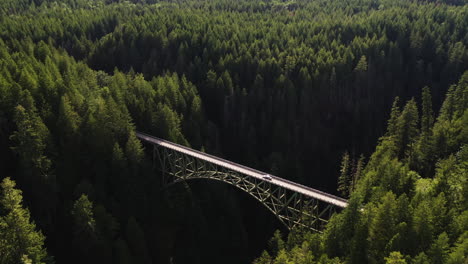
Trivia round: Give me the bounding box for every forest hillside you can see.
[254,71,468,264]
[0,0,466,263]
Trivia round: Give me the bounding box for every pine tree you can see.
[71,194,98,262]
[384,252,407,264]
[413,201,433,252]
[268,230,285,256]
[437,86,456,122]
[387,97,401,138]
[354,55,368,73]
[396,99,419,158]
[18,69,38,93]
[421,86,434,134]
[57,95,81,141]
[446,233,468,264]
[337,151,351,197]
[10,105,53,178]
[253,251,272,264]
[125,131,144,165]
[274,249,290,264]
[221,70,234,96]
[369,192,398,261]
[413,253,430,264]
[10,104,56,228]
[350,154,365,194]
[0,177,47,264]
[412,87,435,174]
[428,232,450,264]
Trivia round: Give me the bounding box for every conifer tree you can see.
[428,232,450,264]
[413,253,430,264]
[0,177,47,264]
[412,87,434,174]
[385,252,406,264]
[268,230,285,256]
[337,151,351,197]
[354,55,368,73]
[253,251,272,264]
[10,104,56,228]
[71,194,98,262]
[221,70,234,96]
[387,97,401,138]
[57,95,81,141]
[18,69,38,93]
[10,105,53,178]
[421,86,434,135]
[369,192,398,261]
[125,131,144,165]
[350,154,365,194]
[396,99,419,158]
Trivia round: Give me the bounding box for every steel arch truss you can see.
[151,145,339,231]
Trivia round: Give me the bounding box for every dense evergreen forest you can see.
[254,72,468,263]
[0,0,466,263]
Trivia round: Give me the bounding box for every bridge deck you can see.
[137,132,348,208]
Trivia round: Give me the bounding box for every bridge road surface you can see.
[136,132,348,208]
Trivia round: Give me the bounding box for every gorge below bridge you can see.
[137,132,348,232]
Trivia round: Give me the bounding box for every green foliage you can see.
[1,0,466,192]
[0,0,466,264]
[269,230,286,256]
[337,151,351,197]
[338,152,366,198]
[446,232,468,264]
[10,104,53,178]
[71,194,96,245]
[421,87,434,135]
[396,99,419,158]
[412,253,430,264]
[0,34,206,262]
[125,131,144,164]
[0,177,47,264]
[57,95,81,141]
[354,56,368,73]
[260,72,468,264]
[428,232,450,264]
[384,252,406,264]
[253,251,272,264]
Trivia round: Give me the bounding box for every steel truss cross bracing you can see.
[146,143,342,231]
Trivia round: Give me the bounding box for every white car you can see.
[262,174,273,181]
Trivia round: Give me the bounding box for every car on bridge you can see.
[262,174,273,181]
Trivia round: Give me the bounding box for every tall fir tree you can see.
[387,97,401,138]
[396,99,419,159]
[421,87,434,134]
[71,194,98,263]
[0,177,47,264]
[338,151,351,197]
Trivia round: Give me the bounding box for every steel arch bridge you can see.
[137,132,348,232]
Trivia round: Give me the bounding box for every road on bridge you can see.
[136,132,348,208]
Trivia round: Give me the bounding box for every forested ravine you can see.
[0,0,466,264]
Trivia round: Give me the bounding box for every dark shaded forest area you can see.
[0,0,466,263]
